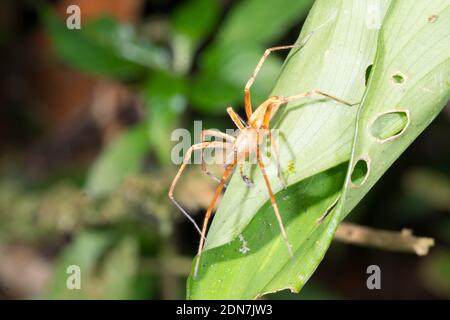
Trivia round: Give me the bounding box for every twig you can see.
[334,222,435,256]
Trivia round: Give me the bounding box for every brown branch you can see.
[334,222,435,256]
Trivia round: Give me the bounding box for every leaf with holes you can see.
[187,0,450,299]
[338,0,450,219]
[187,0,390,299]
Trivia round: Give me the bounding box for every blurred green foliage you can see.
[86,123,151,195]
[42,9,170,78]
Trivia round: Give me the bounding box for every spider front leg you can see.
[169,141,231,237]
[244,33,314,120]
[244,45,297,120]
[227,107,246,129]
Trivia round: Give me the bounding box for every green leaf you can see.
[188,0,450,299]
[187,164,347,299]
[171,0,220,73]
[339,0,450,220]
[205,0,388,258]
[86,123,151,196]
[188,0,389,299]
[172,0,220,43]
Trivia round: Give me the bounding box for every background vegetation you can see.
[0,0,449,299]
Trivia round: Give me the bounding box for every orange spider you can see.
[169,38,354,277]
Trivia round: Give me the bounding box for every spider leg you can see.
[194,162,237,278]
[227,107,245,130]
[256,103,286,187]
[256,135,293,258]
[244,33,313,120]
[268,130,286,187]
[258,88,355,184]
[201,129,235,143]
[168,141,231,238]
[201,130,235,185]
[281,89,358,106]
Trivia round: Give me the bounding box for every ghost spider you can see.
[168,37,356,278]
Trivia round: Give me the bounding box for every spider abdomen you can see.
[232,128,266,162]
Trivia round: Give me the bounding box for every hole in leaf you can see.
[365,64,373,86]
[370,110,409,141]
[392,73,405,84]
[351,159,369,186]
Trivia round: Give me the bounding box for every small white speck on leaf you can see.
[238,234,250,254]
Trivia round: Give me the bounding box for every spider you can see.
[168,35,354,278]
